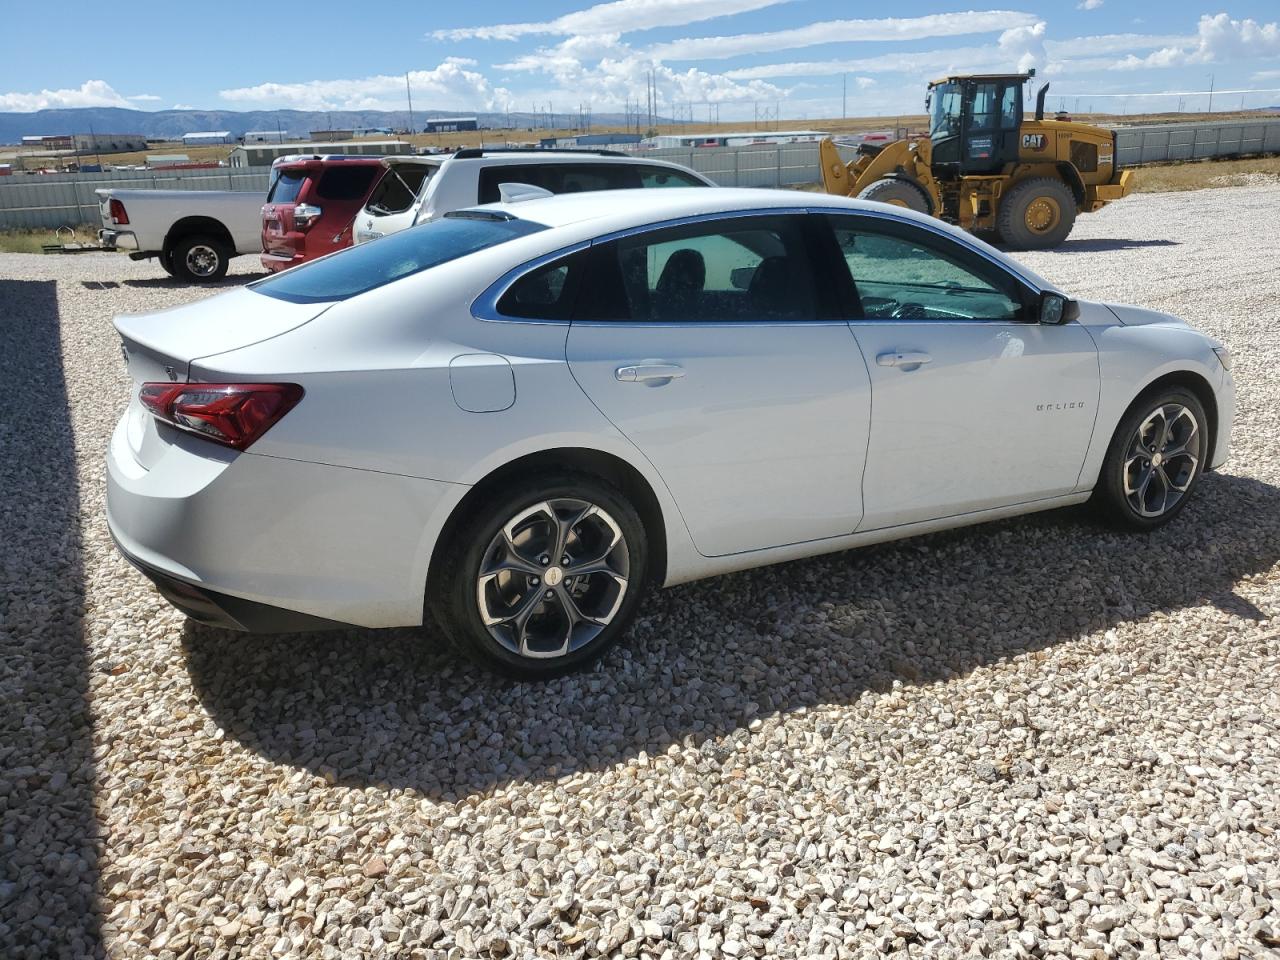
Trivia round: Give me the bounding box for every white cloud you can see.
[1253,69,1280,82]
[127,94,162,102]
[1077,0,1103,10]
[1047,33,1193,57]
[648,10,1041,61]
[0,79,132,112]
[495,33,782,108]
[219,59,511,111]
[171,103,195,110]
[433,0,787,42]
[1111,14,1280,70]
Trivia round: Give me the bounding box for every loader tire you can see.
[858,178,930,214]
[997,177,1077,250]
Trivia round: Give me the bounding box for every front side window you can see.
[827,216,1025,321]
[1000,84,1021,130]
[929,83,963,139]
[970,83,999,131]
[589,215,817,322]
[252,214,546,304]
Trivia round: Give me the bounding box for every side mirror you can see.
[1038,291,1079,325]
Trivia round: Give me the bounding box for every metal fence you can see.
[3,117,1280,230]
[1113,119,1280,166]
[0,167,272,229]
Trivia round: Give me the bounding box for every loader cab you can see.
[927,72,1031,177]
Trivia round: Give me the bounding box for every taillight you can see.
[293,204,322,229]
[109,198,129,225]
[140,382,304,451]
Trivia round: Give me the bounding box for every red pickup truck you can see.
[260,155,386,272]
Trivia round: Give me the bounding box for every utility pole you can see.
[405,72,415,134]
[1207,74,1215,113]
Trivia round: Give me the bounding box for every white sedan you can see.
[107,188,1234,678]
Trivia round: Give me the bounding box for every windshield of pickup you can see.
[250,213,547,303]
[929,83,963,140]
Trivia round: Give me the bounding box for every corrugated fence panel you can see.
[4,119,1280,229]
[0,167,272,229]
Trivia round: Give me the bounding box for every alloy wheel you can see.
[1123,403,1200,518]
[476,498,630,659]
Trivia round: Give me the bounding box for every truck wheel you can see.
[171,234,230,283]
[858,178,930,214]
[160,250,177,277]
[997,178,1077,250]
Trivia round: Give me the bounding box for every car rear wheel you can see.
[1094,387,1208,530]
[430,473,649,679]
[171,234,230,283]
[160,250,177,277]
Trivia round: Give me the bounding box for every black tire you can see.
[997,177,1077,250]
[1093,387,1208,531]
[429,472,649,679]
[170,234,230,283]
[857,178,930,214]
[159,249,177,277]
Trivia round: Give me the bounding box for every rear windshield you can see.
[267,170,307,204]
[316,165,380,201]
[251,214,547,304]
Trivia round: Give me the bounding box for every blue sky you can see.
[3,0,1279,119]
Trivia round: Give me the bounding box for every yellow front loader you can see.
[821,73,1133,249]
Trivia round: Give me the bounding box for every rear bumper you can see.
[106,413,459,630]
[113,531,349,632]
[99,229,138,251]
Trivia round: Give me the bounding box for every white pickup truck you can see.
[96,189,264,282]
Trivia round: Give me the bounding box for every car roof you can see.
[468,187,1055,291]
[446,151,687,168]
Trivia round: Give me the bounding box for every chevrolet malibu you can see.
[107,188,1234,678]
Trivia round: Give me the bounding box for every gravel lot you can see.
[2,185,1279,960]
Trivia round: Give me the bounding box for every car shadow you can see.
[181,469,1279,802]
[1032,238,1182,254]
[121,272,267,290]
[0,280,103,957]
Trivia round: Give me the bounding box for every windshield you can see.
[251,214,547,304]
[929,82,963,140]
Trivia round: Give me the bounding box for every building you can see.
[228,140,413,168]
[309,129,354,141]
[641,130,827,149]
[353,127,393,138]
[424,117,478,133]
[244,130,289,144]
[21,134,73,150]
[538,133,642,149]
[181,131,234,145]
[72,133,147,154]
[146,154,191,167]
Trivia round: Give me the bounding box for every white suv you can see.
[353,148,713,244]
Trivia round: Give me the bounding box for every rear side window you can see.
[267,170,306,204]
[477,162,643,203]
[496,251,588,320]
[316,165,380,201]
[636,166,706,188]
[582,215,818,322]
[252,214,547,304]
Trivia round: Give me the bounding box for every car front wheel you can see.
[431,473,648,679]
[1095,387,1208,530]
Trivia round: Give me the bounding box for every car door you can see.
[822,213,1099,531]
[355,159,438,243]
[563,212,873,558]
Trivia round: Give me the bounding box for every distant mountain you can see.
[0,106,643,144]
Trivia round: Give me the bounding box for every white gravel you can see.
[2,185,1279,960]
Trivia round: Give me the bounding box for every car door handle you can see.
[876,351,933,368]
[615,363,686,383]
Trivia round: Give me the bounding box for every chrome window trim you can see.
[471,205,1048,325]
